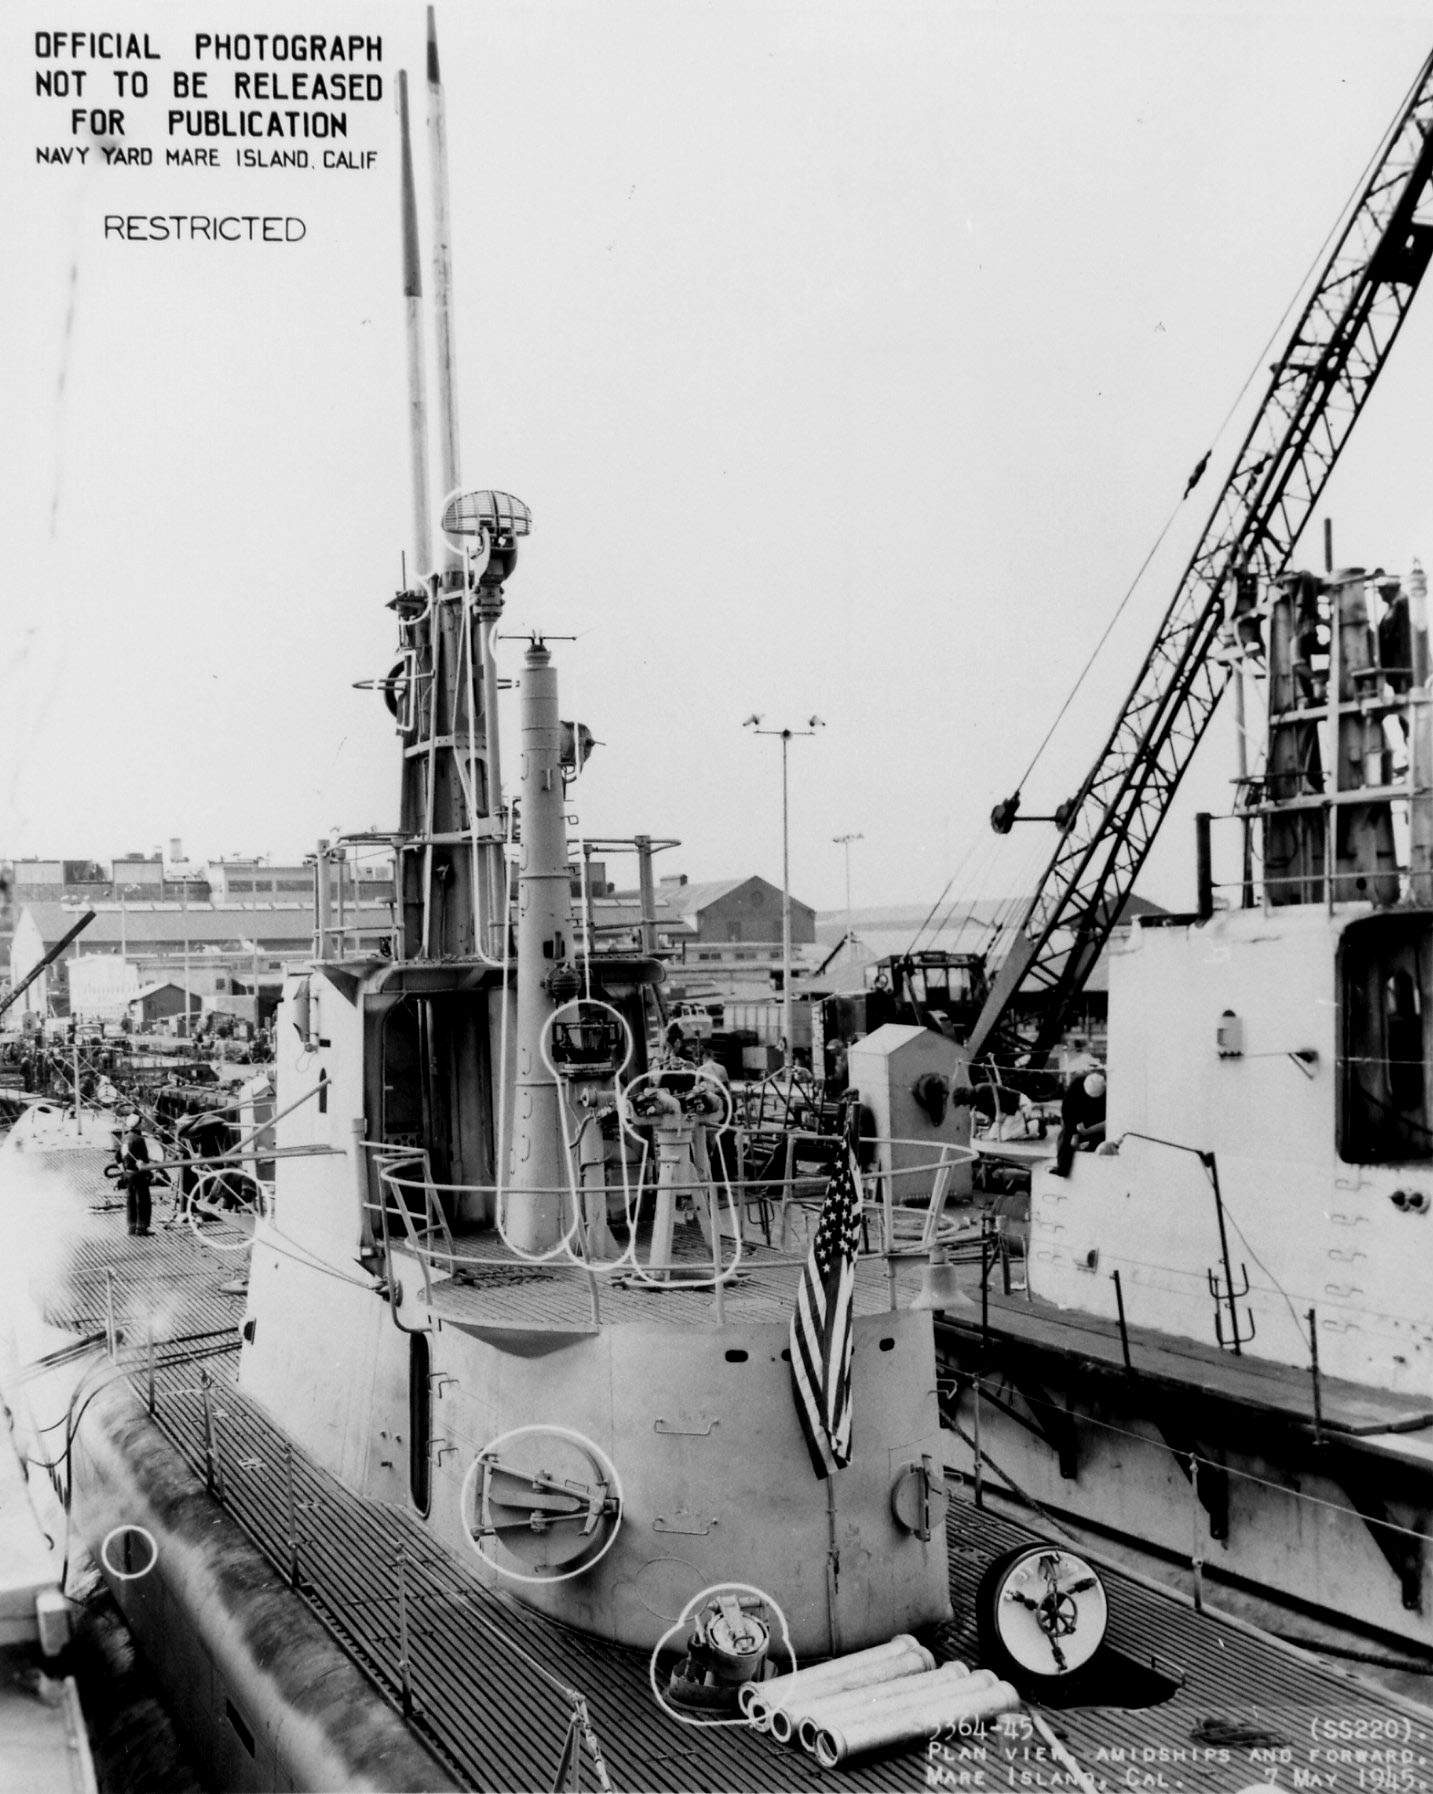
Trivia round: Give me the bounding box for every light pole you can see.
[833,831,863,965]
[181,872,191,1042]
[745,714,824,1067]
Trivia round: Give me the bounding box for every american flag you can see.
[789,1141,863,1478]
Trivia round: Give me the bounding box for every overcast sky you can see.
[4,2,1432,922]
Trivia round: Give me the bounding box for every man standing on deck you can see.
[1052,1071,1106,1176]
[118,1113,154,1237]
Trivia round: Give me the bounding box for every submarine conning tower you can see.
[240,35,958,1659]
[390,491,525,967]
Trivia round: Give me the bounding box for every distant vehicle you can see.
[668,1000,716,1040]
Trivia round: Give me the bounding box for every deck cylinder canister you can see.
[504,640,571,1253]
[811,1675,1021,1768]
[786,1662,981,1751]
[743,1634,934,1730]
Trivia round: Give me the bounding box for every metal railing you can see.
[365,1130,977,1330]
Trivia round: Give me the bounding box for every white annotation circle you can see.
[648,1582,796,1729]
[461,1422,624,1587]
[100,1523,158,1582]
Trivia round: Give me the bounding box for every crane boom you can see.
[967,49,1433,1066]
[0,910,96,1020]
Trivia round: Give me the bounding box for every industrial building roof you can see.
[657,875,816,922]
[18,902,393,949]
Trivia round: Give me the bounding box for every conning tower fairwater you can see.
[235,52,958,1658]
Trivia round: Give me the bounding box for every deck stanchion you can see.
[973,1378,984,1510]
[211,1389,227,1501]
[395,1548,415,1719]
[104,1268,117,1358]
[284,1440,301,1587]
[200,1370,215,1494]
[1190,1458,1204,1612]
[824,1476,842,1657]
[584,1254,603,1328]
[146,1312,156,1416]
[1309,1306,1325,1447]
[1112,1268,1132,1372]
[573,1695,613,1793]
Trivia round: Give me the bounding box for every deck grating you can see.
[19,1140,1433,1790]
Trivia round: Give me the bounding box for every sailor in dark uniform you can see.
[118,1113,154,1236]
[1052,1071,1106,1176]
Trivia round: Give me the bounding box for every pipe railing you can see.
[366,1133,978,1313]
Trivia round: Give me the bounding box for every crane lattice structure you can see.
[967,49,1433,1067]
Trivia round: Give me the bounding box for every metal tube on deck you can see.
[742,1635,934,1729]
[397,71,433,585]
[783,1663,981,1751]
[811,1675,1020,1768]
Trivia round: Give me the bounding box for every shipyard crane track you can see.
[968,49,1433,1067]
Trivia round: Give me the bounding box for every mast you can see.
[426,5,507,947]
[390,30,513,966]
[427,6,462,567]
[398,70,433,586]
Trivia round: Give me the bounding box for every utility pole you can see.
[181,873,191,1041]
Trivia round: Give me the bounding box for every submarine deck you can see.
[24,1142,1433,1792]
